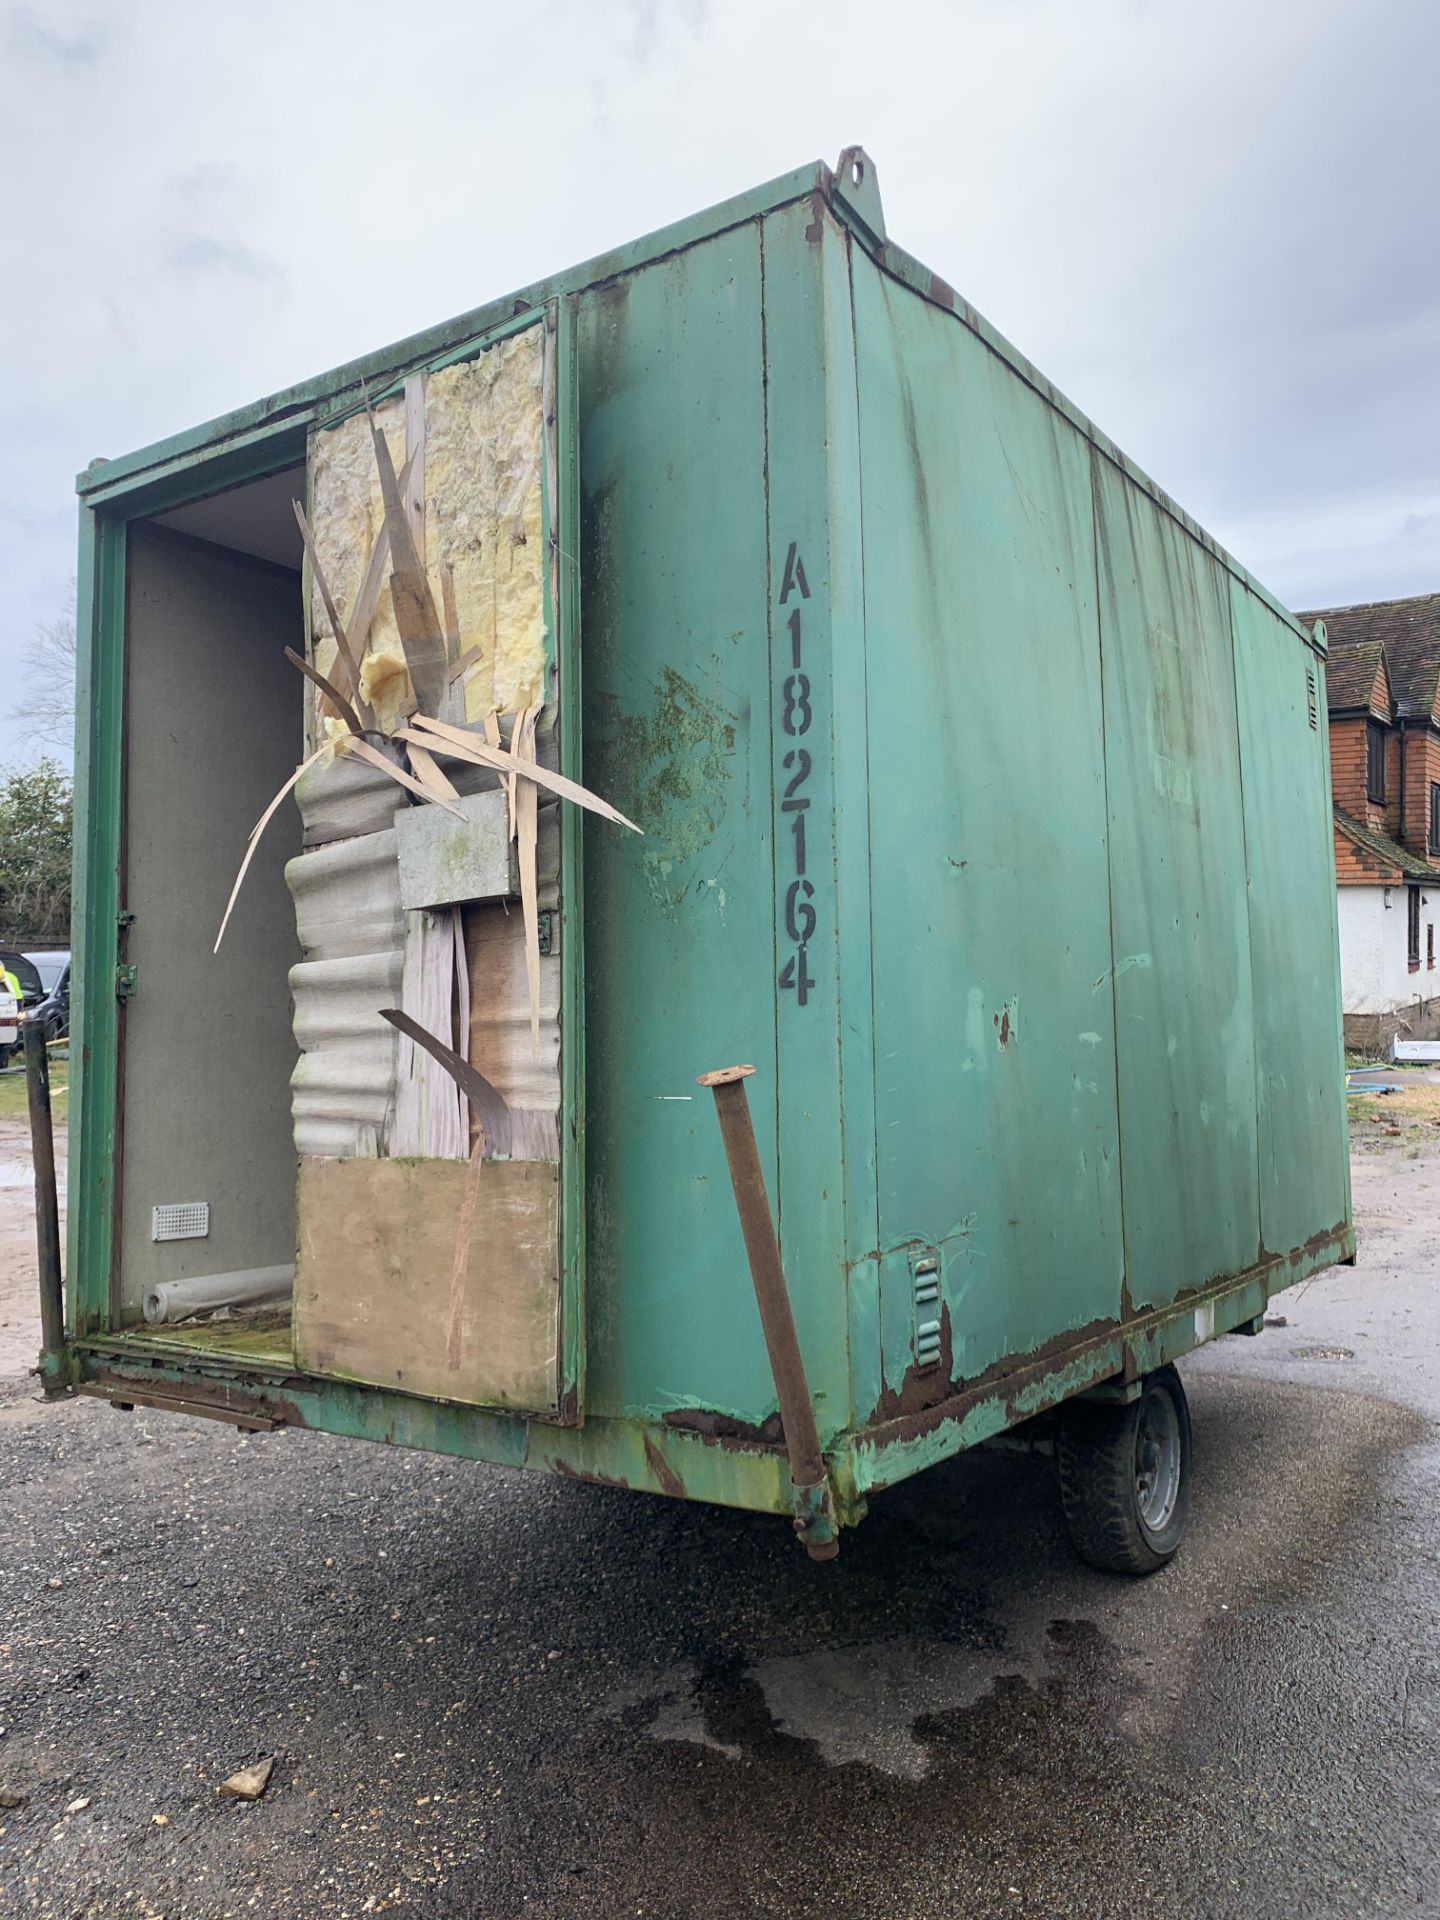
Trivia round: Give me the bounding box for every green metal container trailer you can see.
[45,149,1353,1569]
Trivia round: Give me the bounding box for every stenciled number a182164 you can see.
[776,541,820,1007]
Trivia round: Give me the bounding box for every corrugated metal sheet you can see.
[288,822,403,1159]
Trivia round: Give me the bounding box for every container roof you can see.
[78,148,1312,651]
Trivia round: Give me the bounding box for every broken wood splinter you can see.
[214,740,334,952]
[368,407,449,717]
[396,715,642,833]
[291,499,375,730]
[283,646,363,736]
[343,737,465,817]
[379,1008,514,1160]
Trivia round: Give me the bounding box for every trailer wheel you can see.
[1057,1365,1191,1575]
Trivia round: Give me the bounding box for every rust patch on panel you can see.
[84,1368,307,1432]
[866,1310,1119,1452]
[868,1305,1115,1442]
[662,1406,786,1452]
[642,1435,687,1499]
[1287,1220,1351,1268]
[862,1224,1353,1456]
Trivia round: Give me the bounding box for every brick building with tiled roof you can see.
[1300,592,1440,1052]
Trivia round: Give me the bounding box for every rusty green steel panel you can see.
[1230,588,1352,1257]
[804,204,883,1432]
[576,223,793,1428]
[1092,454,1261,1313]
[757,196,869,1442]
[850,250,1125,1404]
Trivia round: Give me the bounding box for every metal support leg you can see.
[697,1063,838,1561]
[24,1017,67,1391]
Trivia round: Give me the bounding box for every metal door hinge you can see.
[117,909,136,928]
[537,911,556,956]
[115,964,137,1001]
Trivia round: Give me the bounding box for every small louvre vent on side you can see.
[913,1256,942,1369]
[1306,666,1318,731]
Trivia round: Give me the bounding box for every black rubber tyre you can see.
[1057,1365,1192,1575]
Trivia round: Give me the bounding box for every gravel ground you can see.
[0,1122,1436,1918]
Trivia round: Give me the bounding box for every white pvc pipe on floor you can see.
[142,1265,293,1326]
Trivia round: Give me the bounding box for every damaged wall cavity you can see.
[283,314,572,1418]
[307,327,549,735]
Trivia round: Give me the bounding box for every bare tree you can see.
[14,589,77,755]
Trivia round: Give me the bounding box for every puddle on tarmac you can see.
[0,1158,64,1192]
[605,1609,1131,1780]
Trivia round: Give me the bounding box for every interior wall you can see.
[117,523,303,1319]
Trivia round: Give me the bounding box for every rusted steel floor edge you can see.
[65,1351,801,1522]
[850,1224,1354,1491]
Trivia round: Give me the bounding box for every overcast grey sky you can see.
[3,0,1436,768]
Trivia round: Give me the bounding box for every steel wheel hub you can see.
[1135,1388,1182,1532]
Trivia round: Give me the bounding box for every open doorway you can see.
[115,466,306,1362]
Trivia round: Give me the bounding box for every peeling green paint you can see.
[599,667,739,914]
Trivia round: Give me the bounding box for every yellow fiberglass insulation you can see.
[357,643,413,734]
[424,334,547,721]
[306,328,548,740]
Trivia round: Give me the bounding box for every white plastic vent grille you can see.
[913,1256,942,1369]
[152,1202,210,1243]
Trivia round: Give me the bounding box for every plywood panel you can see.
[294,1156,560,1412]
[394,787,513,909]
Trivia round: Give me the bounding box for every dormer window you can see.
[1367,720,1387,804]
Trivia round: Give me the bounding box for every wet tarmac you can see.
[0,1139,1436,1918]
